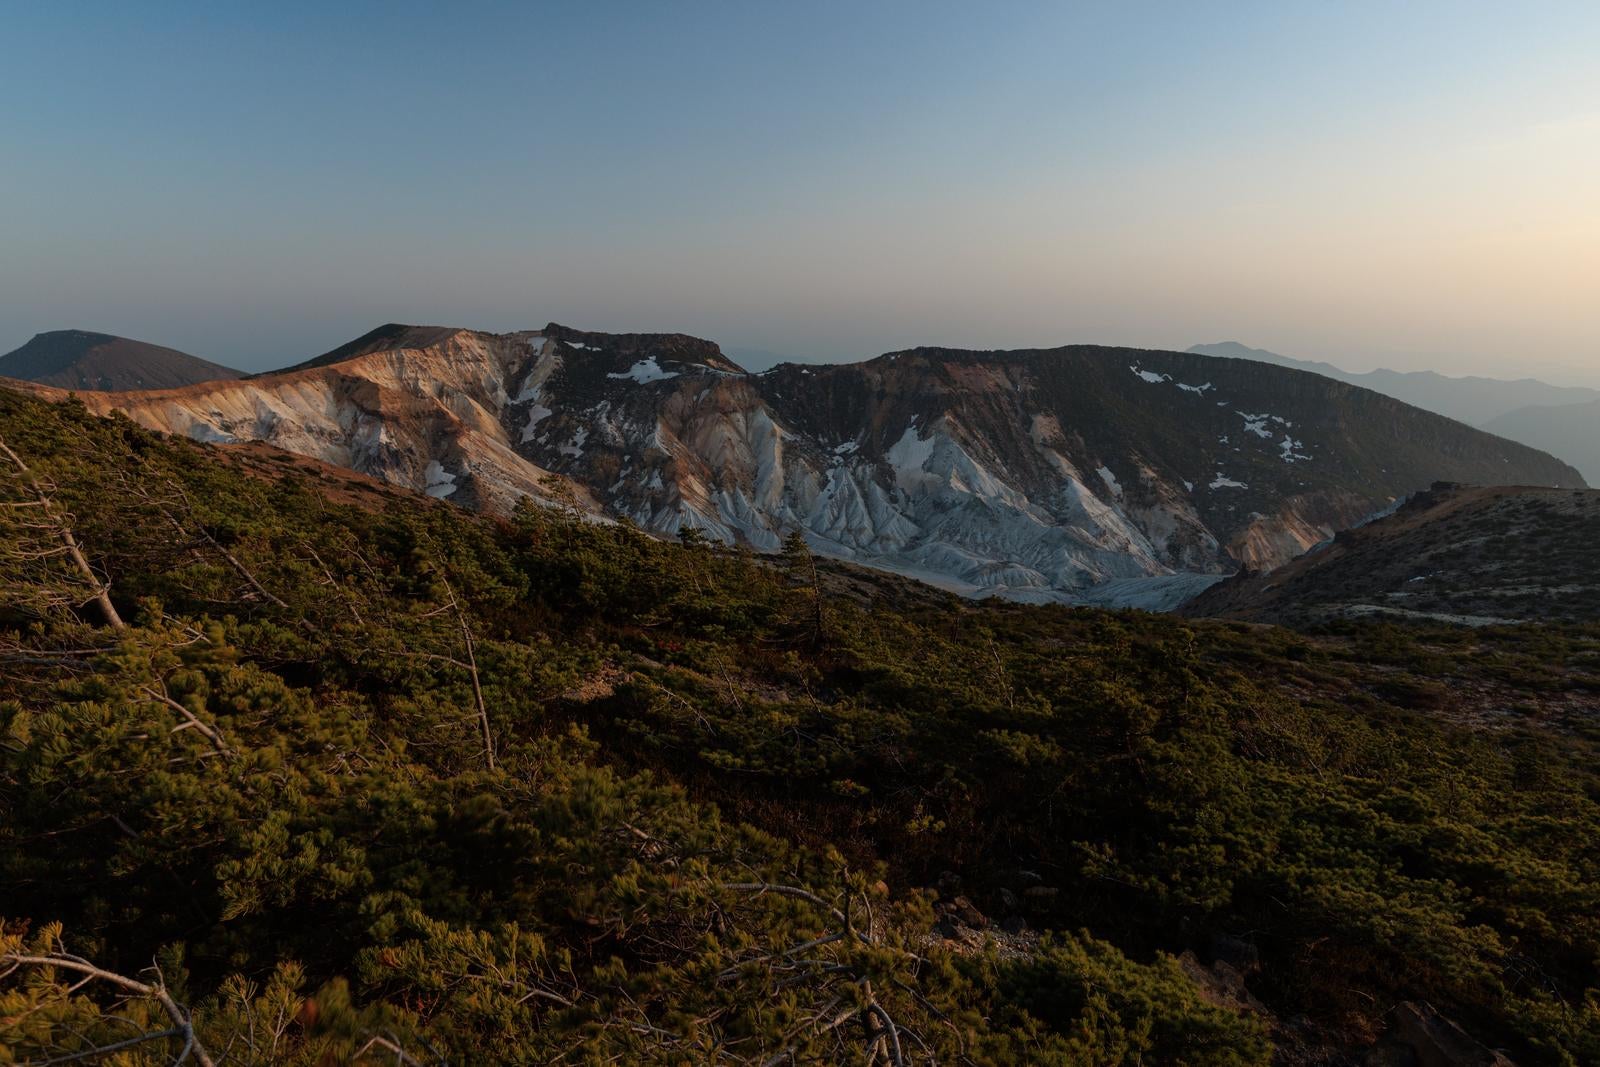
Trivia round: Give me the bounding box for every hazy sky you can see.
[3,2,1598,382]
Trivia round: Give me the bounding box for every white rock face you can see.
[66,325,1582,608]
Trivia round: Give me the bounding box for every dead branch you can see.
[1,952,216,1067]
[0,433,124,629]
[351,1033,426,1066]
[437,573,494,771]
[137,684,233,759]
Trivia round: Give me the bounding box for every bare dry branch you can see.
[1,952,215,1067]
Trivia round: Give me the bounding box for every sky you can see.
[3,1,1598,382]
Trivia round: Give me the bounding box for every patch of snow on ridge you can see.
[521,404,553,443]
[1239,413,1274,439]
[1096,465,1122,497]
[1210,474,1248,490]
[1279,435,1312,463]
[564,340,599,351]
[607,357,679,384]
[1130,364,1211,395]
[515,374,546,403]
[424,460,458,498]
[886,423,936,490]
[559,428,588,458]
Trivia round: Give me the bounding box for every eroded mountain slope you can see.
[19,324,1584,604]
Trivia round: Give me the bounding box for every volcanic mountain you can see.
[17,323,1585,606]
[0,329,242,391]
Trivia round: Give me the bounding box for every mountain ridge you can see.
[1189,340,1600,426]
[0,329,242,391]
[1482,399,1600,486]
[11,323,1584,606]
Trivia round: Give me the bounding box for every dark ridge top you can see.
[0,330,242,391]
[542,323,745,373]
[269,323,419,375]
[272,323,747,377]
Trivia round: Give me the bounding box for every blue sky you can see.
[3,2,1598,380]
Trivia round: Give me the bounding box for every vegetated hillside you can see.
[2,391,1598,1065]
[0,329,242,390]
[1181,483,1600,628]
[1190,341,1600,426]
[27,324,1586,608]
[1483,399,1600,487]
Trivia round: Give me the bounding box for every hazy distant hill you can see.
[1189,341,1600,426]
[0,329,242,391]
[1483,399,1600,486]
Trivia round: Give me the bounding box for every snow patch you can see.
[1209,474,1248,490]
[424,460,458,498]
[559,427,589,458]
[521,404,553,443]
[1130,364,1170,385]
[1095,465,1122,498]
[188,422,237,444]
[607,357,679,384]
[886,424,937,490]
[1279,435,1312,463]
[1238,412,1274,439]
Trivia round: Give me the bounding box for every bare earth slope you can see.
[0,329,242,391]
[12,323,1584,605]
[1180,482,1600,626]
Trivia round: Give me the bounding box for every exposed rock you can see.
[1176,951,1268,1016]
[1363,1043,1420,1067]
[1393,1002,1516,1067]
[1209,932,1262,976]
[938,895,989,930]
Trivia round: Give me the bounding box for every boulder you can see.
[1393,1002,1515,1067]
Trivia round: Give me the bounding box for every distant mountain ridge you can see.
[1482,400,1600,486]
[11,323,1583,607]
[1188,341,1600,426]
[0,329,242,391]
